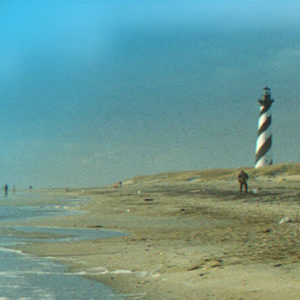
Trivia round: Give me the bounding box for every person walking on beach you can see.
[4,184,8,196]
[238,170,249,193]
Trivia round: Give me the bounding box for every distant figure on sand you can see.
[4,184,8,196]
[113,181,123,189]
[238,170,249,193]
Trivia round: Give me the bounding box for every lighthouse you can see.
[255,87,274,168]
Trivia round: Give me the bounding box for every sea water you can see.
[0,191,124,299]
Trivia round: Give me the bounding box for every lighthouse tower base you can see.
[255,156,273,168]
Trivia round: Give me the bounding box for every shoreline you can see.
[11,171,300,299]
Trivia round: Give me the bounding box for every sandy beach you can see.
[13,164,300,299]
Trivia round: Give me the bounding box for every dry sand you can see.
[13,164,300,299]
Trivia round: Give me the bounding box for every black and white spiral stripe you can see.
[255,87,274,168]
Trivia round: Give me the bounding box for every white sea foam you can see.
[0,284,21,289]
[0,247,25,255]
[70,266,148,277]
[111,269,134,274]
[0,271,20,278]
[87,266,109,273]
[65,266,109,276]
[11,271,60,276]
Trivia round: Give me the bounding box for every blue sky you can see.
[0,0,299,188]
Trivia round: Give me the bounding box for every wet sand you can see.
[13,165,300,299]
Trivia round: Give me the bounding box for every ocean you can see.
[0,191,124,300]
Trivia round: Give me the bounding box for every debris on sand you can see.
[278,217,291,224]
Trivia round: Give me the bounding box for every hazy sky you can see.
[0,0,299,188]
